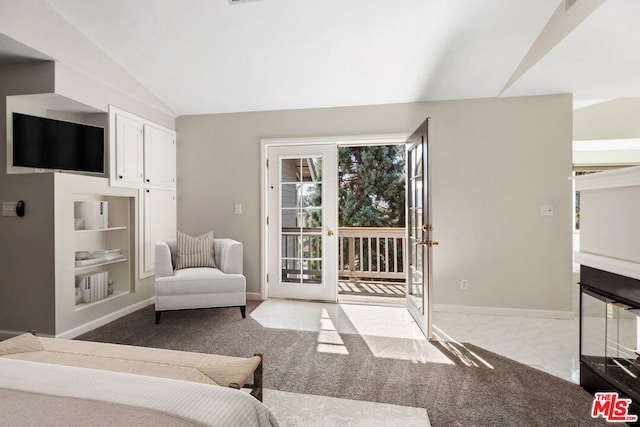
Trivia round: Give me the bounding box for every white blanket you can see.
[0,358,278,427]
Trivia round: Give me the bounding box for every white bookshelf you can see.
[54,173,138,335]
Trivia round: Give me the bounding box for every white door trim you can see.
[259,134,407,301]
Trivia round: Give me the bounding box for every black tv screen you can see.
[13,112,104,174]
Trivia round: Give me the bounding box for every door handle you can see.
[327,230,334,236]
[417,240,439,247]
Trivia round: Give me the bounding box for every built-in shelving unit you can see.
[1,68,176,339]
[54,173,138,336]
[72,194,133,310]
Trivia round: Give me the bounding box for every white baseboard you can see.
[433,304,574,320]
[56,297,156,340]
[247,292,264,301]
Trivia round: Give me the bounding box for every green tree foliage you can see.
[338,145,405,227]
[306,145,405,228]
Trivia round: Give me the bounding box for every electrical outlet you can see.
[540,204,554,216]
[460,279,468,290]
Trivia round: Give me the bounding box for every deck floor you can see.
[338,281,405,304]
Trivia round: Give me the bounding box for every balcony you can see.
[281,226,407,303]
[338,227,406,304]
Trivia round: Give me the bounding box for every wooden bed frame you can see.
[231,352,263,401]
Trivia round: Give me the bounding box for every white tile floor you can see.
[252,299,580,383]
[432,311,580,383]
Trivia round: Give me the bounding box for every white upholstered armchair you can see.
[154,238,247,324]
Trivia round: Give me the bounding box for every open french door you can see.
[267,144,338,301]
[406,118,435,339]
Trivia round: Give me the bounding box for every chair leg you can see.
[240,306,246,319]
[155,311,161,324]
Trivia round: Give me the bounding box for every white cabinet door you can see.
[144,124,176,188]
[114,114,143,185]
[141,188,176,277]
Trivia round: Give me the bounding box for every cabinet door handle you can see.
[118,175,123,179]
[146,189,150,193]
[146,179,150,182]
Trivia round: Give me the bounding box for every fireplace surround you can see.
[580,265,640,421]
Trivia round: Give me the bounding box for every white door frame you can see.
[260,134,407,300]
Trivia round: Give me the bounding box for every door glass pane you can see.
[301,157,322,182]
[408,142,424,313]
[280,155,324,286]
[281,184,299,208]
[302,184,321,207]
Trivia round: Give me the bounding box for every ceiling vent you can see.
[228,0,261,4]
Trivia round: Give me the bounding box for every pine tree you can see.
[338,145,405,227]
[306,145,405,228]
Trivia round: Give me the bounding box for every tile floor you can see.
[252,299,580,383]
[432,310,580,383]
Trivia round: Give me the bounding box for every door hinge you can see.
[266,216,269,225]
[266,159,269,168]
[266,274,269,283]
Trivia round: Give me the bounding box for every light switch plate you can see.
[2,201,18,217]
[234,203,242,215]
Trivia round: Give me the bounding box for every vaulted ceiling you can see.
[36,0,640,115]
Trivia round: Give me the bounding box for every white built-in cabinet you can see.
[4,92,176,338]
[109,106,177,279]
[114,113,144,185]
[143,124,176,188]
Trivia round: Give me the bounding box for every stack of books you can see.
[93,248,123,262]
[76,271,109,304]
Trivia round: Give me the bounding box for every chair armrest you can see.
[155,241,174,278]
[214,239,243,274]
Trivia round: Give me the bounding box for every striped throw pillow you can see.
[175,231,217,270]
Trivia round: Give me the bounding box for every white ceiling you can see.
[39,0,640,116]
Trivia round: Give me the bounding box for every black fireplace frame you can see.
[580,265,640,423]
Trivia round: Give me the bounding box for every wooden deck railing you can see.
[338,227,406,282]
[280,227,406,284]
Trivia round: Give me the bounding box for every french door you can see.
[406,118,435,339]
[267,144,338,301]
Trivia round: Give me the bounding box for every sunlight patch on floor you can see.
[317,309,349,355]
[252,299,454,364]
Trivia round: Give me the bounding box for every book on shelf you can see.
[93,248,122,256]
[74,201,108,230]
[76,271,109,303]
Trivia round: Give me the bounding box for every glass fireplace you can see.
[580,265,640,413]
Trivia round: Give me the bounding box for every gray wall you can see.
[0,63,57,334]
[177,94,574,314]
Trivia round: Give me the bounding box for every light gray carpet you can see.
[78,302,607,426]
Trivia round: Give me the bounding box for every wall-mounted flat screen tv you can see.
[13,112,105,174]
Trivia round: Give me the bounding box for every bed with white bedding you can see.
[0,358,278,426]
[0,333,278,426]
